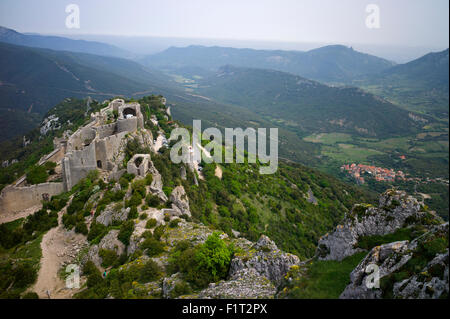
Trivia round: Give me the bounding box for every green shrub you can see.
[146,218,157,229]
[86,170,100,182]
[26,165,49,185]
[11,263,37,289]
[131,179,147,197]
[122,173,135,182]
[140,213,148,220]
[153,225,166,241]
[99,249,118,268]
[146,194,161,207]
[139,260,162,283]
[75,221,88,235]
[43,161,56,171]
[119,177,130,190]
[163,186,173,197]
[128,206,138,220]
[169,233,234,289]
[44,193,69,212]
[118,221,135,246]
[169,219,180,228]
[83,261,99,276]
[141,237,165,257]
[87,222,107,242]
[126,193,142,208]
[195,232,234,282]
[145,174,153,186]
[170,281,192,298]
[22,292,39,299]
[356,228,415,250]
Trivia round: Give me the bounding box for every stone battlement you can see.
[62,99,145,191]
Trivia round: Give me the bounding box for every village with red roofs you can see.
[340,163,405,184]
[341,163,449,186]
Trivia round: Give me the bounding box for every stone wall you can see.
[62,143,97,191]
[0,182,64,214]
[117,117,138,134]
[95,131,127,171]
[127,154,151,177]
[96,123,116,139]
[67,125,96,152]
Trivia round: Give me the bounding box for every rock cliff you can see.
[317,190,440,261]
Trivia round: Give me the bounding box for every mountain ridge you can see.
[0,26,131,58]
[0,41,175,141]
[196,64,424,138]
[141,44,395,83]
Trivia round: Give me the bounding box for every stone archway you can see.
[123,107,136,118]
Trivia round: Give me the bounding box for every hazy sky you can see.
[0,0,448,48]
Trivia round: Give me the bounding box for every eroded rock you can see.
[229,235,300,286]
[317,190,440,261]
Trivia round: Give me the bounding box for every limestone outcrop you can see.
[317,190,438,261]
[86,229,126,268]
[198,268,277,299]
[170,186,190,217]
[340,223,449,299]
[96,205,129,226]
[149,162,167,202]
[162,273,186,299]
[229,235,300,286]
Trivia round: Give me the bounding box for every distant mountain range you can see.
[353,49,449,118]
[0,27,447,148]
[0,26,130,58]
[0,42,174,141]
[196,65,423,138]
[140,44,396,83]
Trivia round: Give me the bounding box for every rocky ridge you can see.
[340,223,448,299]
[317,190,439,261]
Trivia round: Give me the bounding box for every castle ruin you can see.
[0,99,151,215]
[61,99,146,191]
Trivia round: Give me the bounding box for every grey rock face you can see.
[86,229,126,267]
[340,223,449,299]
[340,240,411,299]
[393,250,449,299]
[317,190,432,261]
[198,268,277,299]
[170,186,191,217]
[229,235,300,286]
[162,273,186,299]
[96,205,129,226]
[149,161,168,202]
[180,166,187,180]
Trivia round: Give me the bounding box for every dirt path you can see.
[0,204,41,225]
[32,211,87,299]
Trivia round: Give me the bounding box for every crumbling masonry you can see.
[62,99,145,191]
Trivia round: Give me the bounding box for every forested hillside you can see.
[0,42,173,141]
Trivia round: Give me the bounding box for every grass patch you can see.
[355,227,421,250]
[303,133,353,145]
[285,252,367,299]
